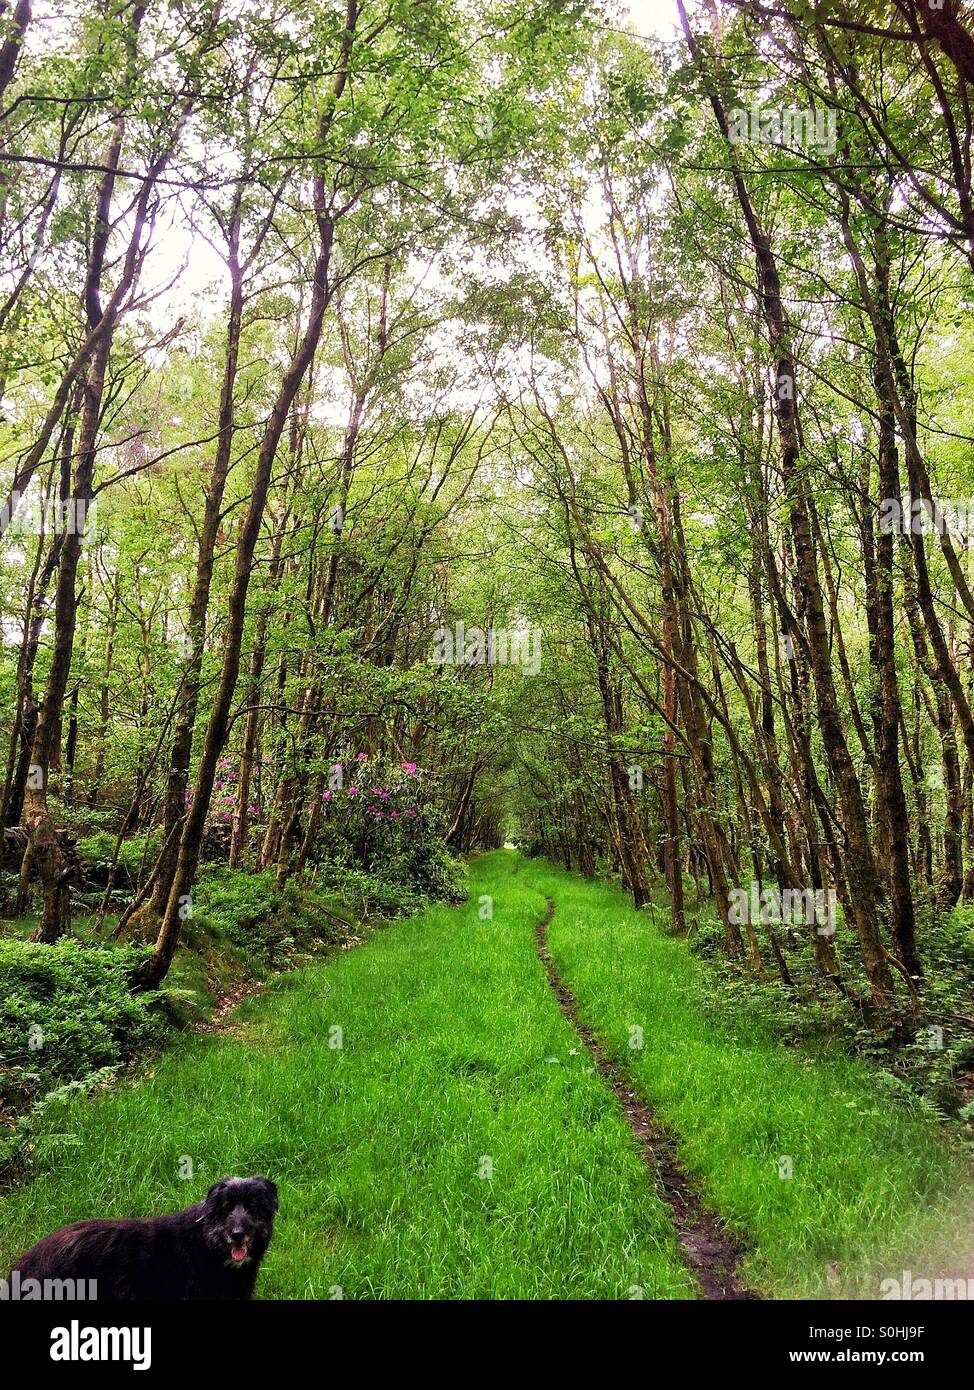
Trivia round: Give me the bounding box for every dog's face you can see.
[202,1177,278,1268]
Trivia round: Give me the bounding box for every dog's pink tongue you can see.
[231,1247,248,1262]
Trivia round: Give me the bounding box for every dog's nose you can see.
[231,1228,245,1240]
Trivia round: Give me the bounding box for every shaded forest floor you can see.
[1,852,971,1299]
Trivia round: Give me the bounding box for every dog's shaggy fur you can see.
[9,1176,278,1300]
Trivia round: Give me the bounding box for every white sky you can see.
[622,0,681,40]
[129,1,689,356]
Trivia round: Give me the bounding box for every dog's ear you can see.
[256,1178,279,1212]
[205,1178,232,1206]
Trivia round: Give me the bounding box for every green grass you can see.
[0,852,692,1299]
[5,849,970,1299]
[521,856,974,1299]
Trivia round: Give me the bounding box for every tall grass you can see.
[5,850,967,1298]
[526,856,974,1298]
[0,853,691,1299]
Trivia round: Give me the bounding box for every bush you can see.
[314,862,429,918]
[305,755,467,909]
[0,939,166,1113]
[190,868,356,968]
[48,800,117,843]
[927,902,974,973]
[190,869,282,964]
[275,880,358,948]
[0,1067,123,1177]
[390,837,467,904]
[686,891,974,1130]
[77,830,161,887]
[314,846,466,920]
[191,868,277,940]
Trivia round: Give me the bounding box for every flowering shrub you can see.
[185,758,259,826]
[311,755,465,905]
[315,755,420,824]
[182,752,464,906]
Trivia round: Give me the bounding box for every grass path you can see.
[535,895,757,1300]
[2,850,970,1299]
[526,856,974,1299]
[0,854,692,1299]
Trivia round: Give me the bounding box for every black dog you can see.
[10,1176,278,1300]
